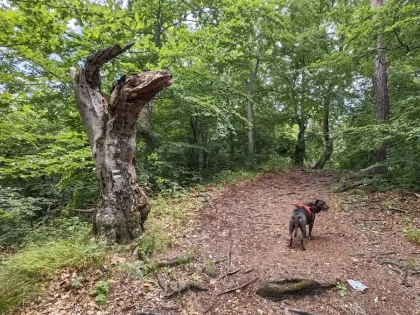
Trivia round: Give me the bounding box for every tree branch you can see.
[84,42,135,89]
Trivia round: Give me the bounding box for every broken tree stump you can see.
[256,278,335,300]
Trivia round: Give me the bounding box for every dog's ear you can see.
[315,199,320,204]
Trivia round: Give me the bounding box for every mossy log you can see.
[256,278,335,300]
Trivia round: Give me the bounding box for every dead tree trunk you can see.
[70,43,172,243]
[313,96,333,169]
[370,0,389,173]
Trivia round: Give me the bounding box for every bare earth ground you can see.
[21,169,420,315]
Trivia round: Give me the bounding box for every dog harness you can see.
[294,203,314,216]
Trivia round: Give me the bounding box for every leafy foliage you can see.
[0,0,420,309]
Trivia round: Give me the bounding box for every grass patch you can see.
[134,194,202,258]
[404,227,420,244]
[0,237,107,314]
[207,169,260,186]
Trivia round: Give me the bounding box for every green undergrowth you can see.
[206,169,260,186]
[404,227,420,245]
[0,222,107,314]
[0,169,263,313]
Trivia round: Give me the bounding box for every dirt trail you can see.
[161,169,420,315]
[21,170,420,315]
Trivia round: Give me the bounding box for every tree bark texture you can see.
[70,43,172,243]
[313,96,333,169]
[370,0,389,173]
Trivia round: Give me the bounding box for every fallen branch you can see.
[164,282,208,298]
[401,269,412,287]
[243,268,254,274]
[256,278,335,300]
[414,193,420,198]
[155,273,168,294]
[150,253,195,271]
[217,276,259,296]
[288,308,318,315]
[333,182,364,193]
[219,268,241,280]
[155,273,208,298]
[387,206,407,213]
[378,260,405,273]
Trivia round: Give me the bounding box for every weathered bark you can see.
[313,96,333,169]
[70,43,172,243]
[370,0,389,173]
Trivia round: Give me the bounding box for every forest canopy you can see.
[1,0,420,246]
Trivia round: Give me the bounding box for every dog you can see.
[288,200,329,250]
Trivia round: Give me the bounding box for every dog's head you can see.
[313,199,329,213]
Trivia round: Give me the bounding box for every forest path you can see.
[156,169,420,315]
[21,169,420,315]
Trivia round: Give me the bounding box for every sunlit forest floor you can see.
[20,169,420,315]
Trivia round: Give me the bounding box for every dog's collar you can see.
[294,203,315,216]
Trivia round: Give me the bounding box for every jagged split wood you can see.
[256,278,335,300]
[70,43,172,243]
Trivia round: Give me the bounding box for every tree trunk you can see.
[294,118,306,166]
[70,44,172,244]
[138,102,154,152]
[313,97,333,169]
[247,64,258,157]
[370,0,389,173]
[247,38,261,158]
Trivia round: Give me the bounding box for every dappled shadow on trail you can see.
[174,169,420,315]
[20,169,420,315]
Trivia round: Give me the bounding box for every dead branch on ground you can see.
[219,268,241,280]
[150,253,195,270]
[256,278,335,300]
[217,276,259,296]
[155,273,208,298]
[386,206,407,213]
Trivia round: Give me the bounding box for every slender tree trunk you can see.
[294,118,306,166]
[247,64,258,157]
[313,96,333,169]
[70,44,172,244]
[247,39,261,158]
[138,103,154,152]
[370,0,389,173]
[137,0,164,154]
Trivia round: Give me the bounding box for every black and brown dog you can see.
[288,200,329,250]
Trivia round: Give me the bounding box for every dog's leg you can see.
[288,219,295,248]
[308,223,313,240]
[309,214,316,239]
[299,224,306,251]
